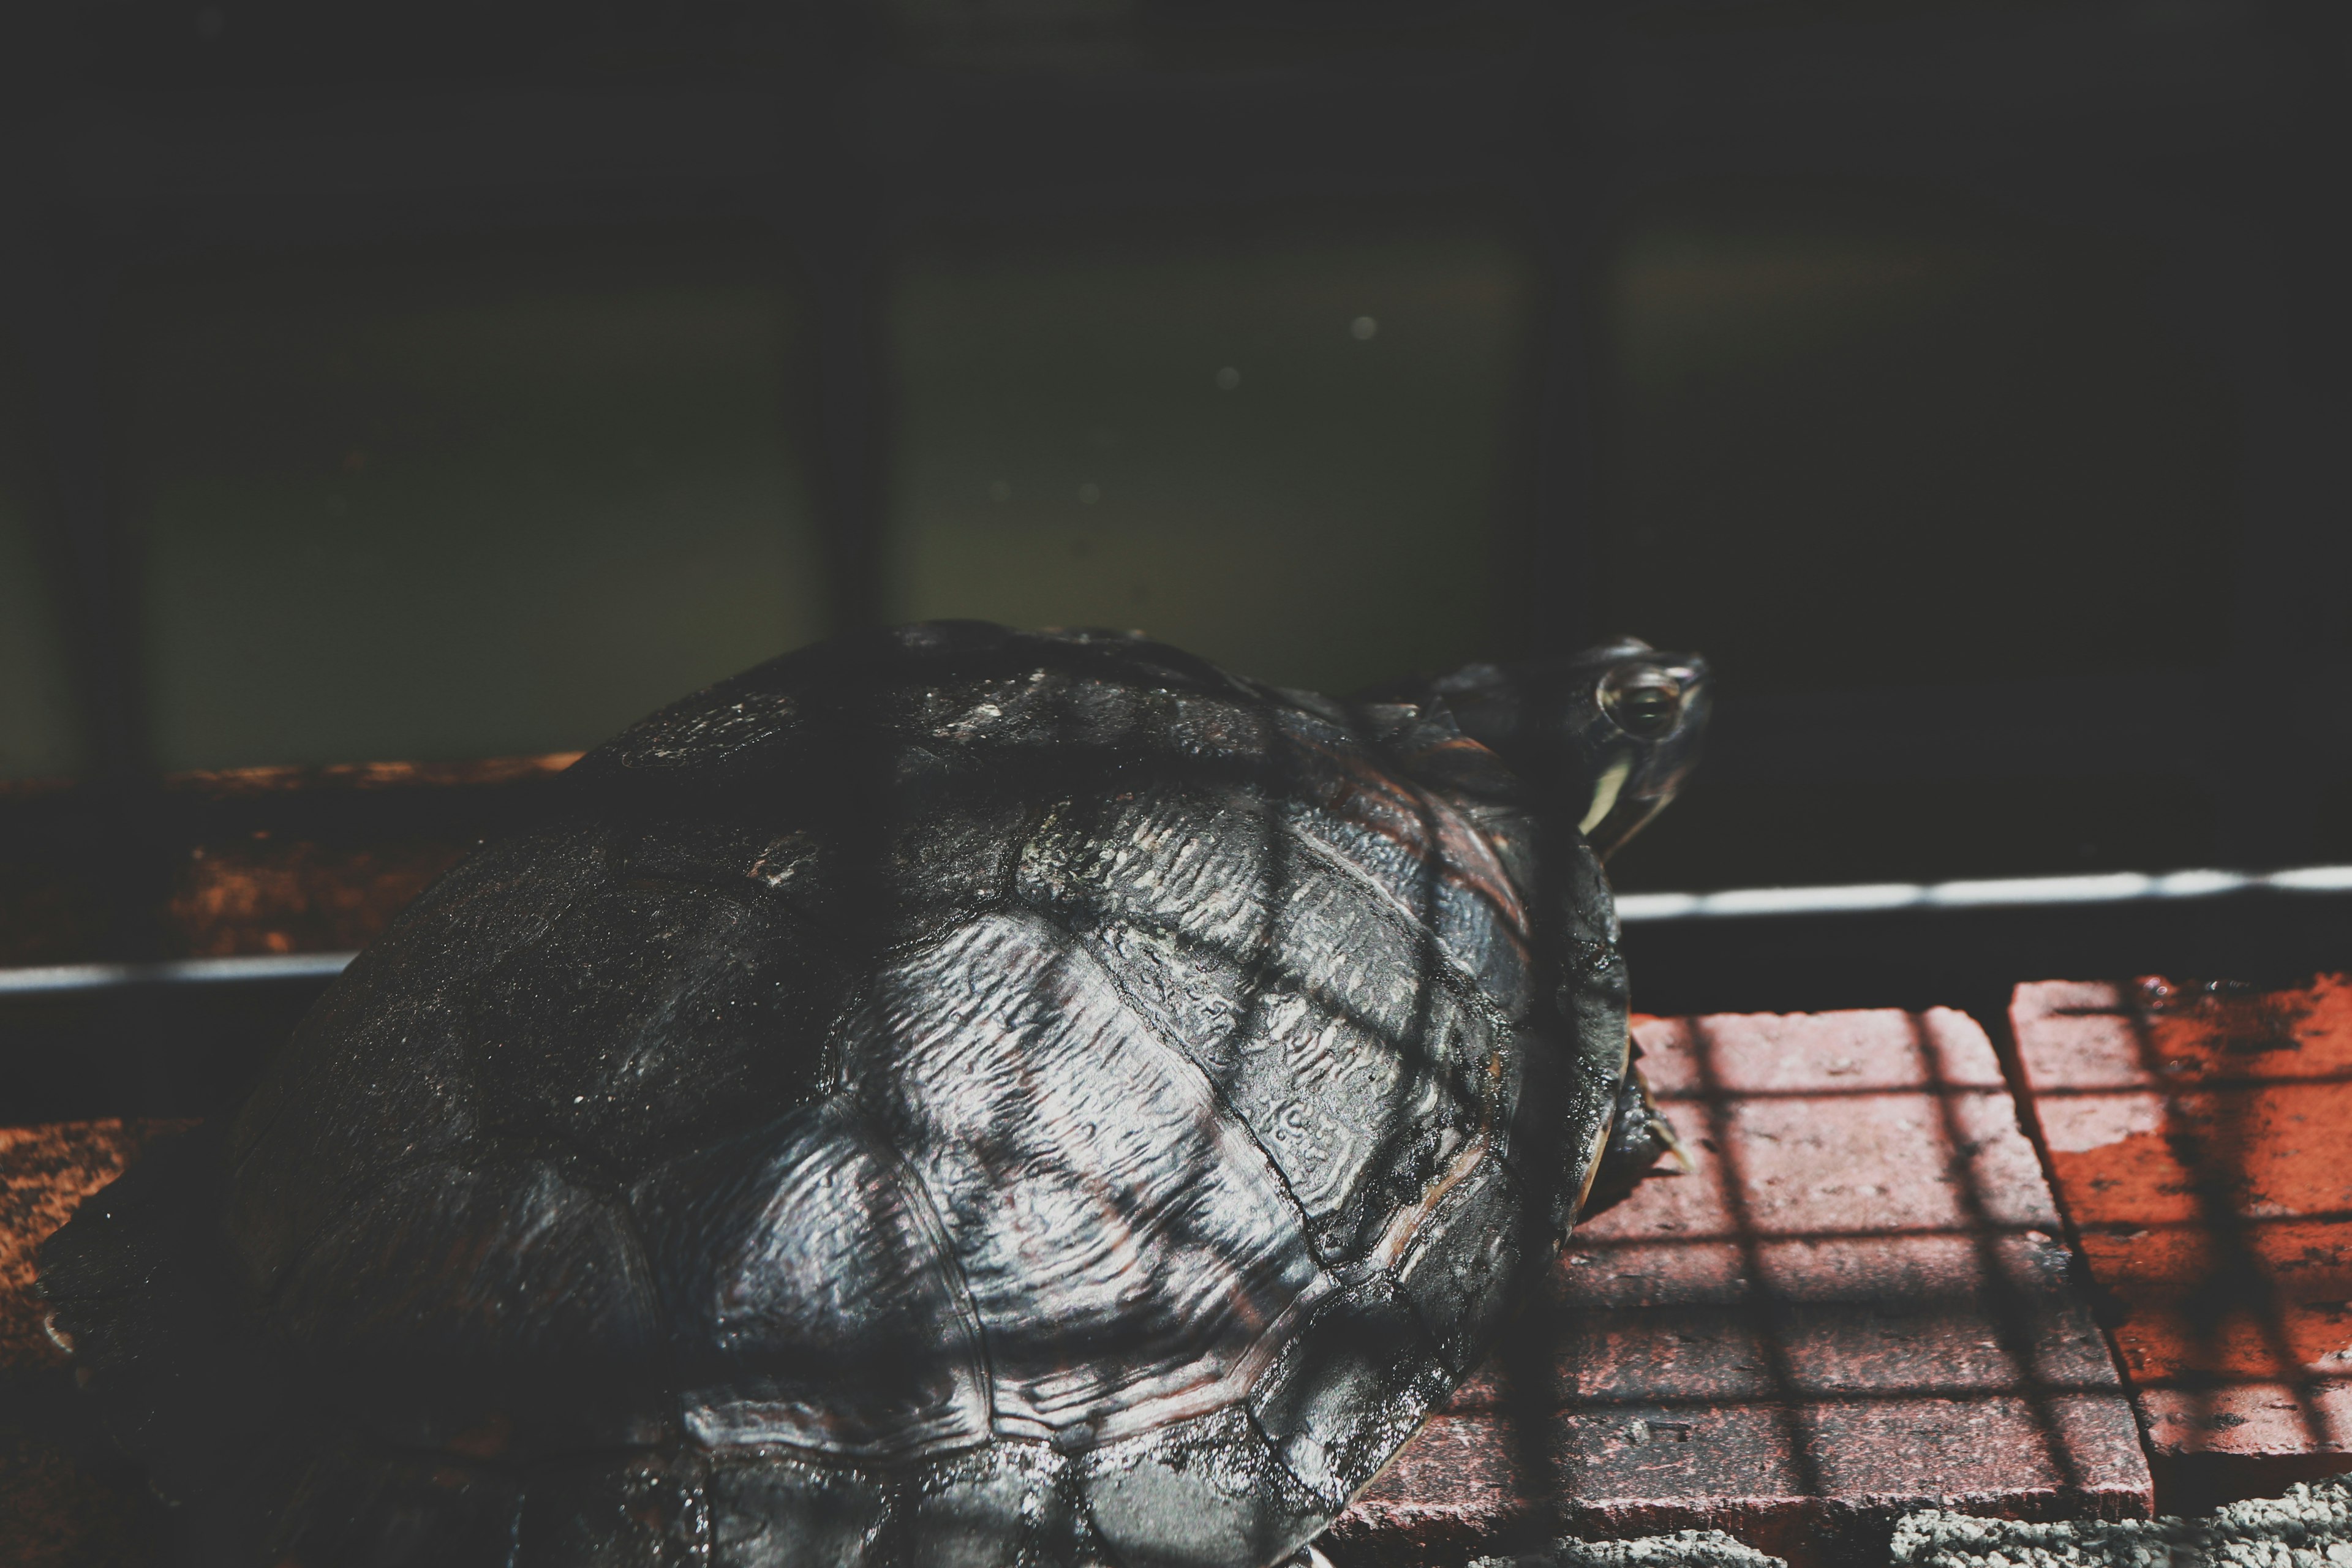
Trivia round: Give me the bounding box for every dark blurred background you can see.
[0,1,2346,1075]
[2,23,2343,1566]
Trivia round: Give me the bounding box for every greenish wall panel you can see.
[886,231,1531,696]
[1600,189,2236,698]
[134,259,826,769]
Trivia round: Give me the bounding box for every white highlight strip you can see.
[2270,865,2352,892]
[4,863,2351,987]
[1700,883,1922,916]
[1617,865,2352,922]
[0,951,357,996]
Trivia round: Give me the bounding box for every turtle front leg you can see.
[1581,1057,1692,1218]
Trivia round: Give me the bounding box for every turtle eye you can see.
[1605,673,1683,738]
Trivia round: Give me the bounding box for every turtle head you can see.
[1414,639,1709,859]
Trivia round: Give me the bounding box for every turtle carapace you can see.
[41,622,1709,1568]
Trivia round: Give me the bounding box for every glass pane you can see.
[1599,186,2236,695]
[887,227,1529,697]
[133,238,827,770]
[0,365,81,778]
[1594,186,2240,891]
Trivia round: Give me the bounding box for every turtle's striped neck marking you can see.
[1579,755,1632,837]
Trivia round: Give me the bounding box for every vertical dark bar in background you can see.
[0,207,175,1107]
[1504,3,1623,663]
[793,3,895,641]
[2,230,145,787]
[803,229,892,639]
[1494,4,1629,1553]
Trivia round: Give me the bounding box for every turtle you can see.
[39,620,1709,1568]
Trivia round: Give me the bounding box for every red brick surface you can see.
[2,1013,2164,1567]
[0,1121,186,1371]
[0,1121,185,1568]
[1333,1009,2150,1566]
[2012,975,2352,1469]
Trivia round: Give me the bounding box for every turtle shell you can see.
[40,622,1634,1568]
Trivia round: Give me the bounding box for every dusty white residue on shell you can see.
[934,701,1006,743]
